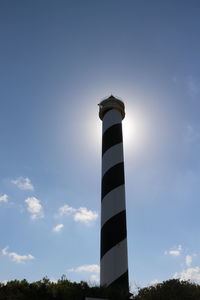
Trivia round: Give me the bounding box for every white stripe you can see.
[103,109,122,133]
[101,185,126,227]
[100,238,128,286]
[102,143,124,177]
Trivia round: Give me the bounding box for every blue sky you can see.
[1,0,200,290]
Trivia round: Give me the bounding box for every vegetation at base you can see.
[133,279,200,300]
[0,277,200,300]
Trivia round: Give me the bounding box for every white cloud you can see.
[149,279,160,286]
[185,255,192,267]
[25,197,43,219]
[89,274,100,283]
[0,194,8,202]
[169,250,181,257]
[1,246,34,263]
[174,267,200,284]
[58,204,98,225]
[58,204,76,216]
[165,245,182,257]
[49,278,58,283]
[53,224,64,232]
[68,264,100,284]
[68,264,100,273]
[74,207,98,224]
[11,177,34,191]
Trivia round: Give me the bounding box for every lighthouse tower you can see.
[99,95,129,295]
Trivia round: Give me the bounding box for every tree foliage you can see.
[0,276,125,300]
[133,279,200,300]
[0,277,200,300]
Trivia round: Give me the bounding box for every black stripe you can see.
[101,162,124,199]
[101,210,127,258]
[102,123,122,155]
[109,270,129,294]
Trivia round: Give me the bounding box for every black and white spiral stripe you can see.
[100,108,129,293]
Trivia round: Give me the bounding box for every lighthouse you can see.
[99,95,129,295]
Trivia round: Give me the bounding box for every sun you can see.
[122,105,147,155]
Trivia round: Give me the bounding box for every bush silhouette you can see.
[0,277,200,300]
